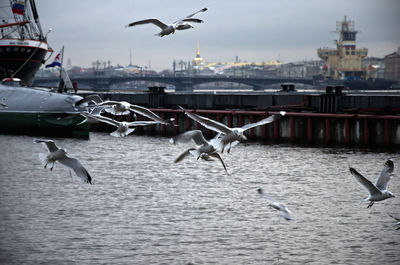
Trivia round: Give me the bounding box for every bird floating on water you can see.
[257,188,292,221]
[179,106,286,153]
[125,7,208,37]
[170,129,228,174]
[34,139,92,184]
[349,159,395,208]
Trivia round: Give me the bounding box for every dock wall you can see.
[81,91,400,148]
[91,108,400,148]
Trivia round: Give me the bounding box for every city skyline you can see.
[36,0,400,70]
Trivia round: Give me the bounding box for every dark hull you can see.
[0,83,89,139]
[0,40,48,85]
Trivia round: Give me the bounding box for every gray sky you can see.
[36,0,400,71]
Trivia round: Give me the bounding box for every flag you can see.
[12,2,25,15]
[45,49,62,68]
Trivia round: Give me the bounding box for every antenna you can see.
[129,48,132,66]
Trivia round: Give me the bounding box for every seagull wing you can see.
[179,106,232,134]
[241,111,286,131]
[349,168,381,196]
[74,94,103,107]
[82,113,119,128]
[129,105,167,124]
[127,120,160,127]
[58,155,92,184]
[174,148,196,163]
[257,188,279,204]
[278,205,292,221]
[33,139,59,152]
[258,188,292,220]
[181,18,203,23]
[184,7,208,18]
[208,152,228,174]
[375,159,394,191]
[389,214,400,222]
[171,130,208,145]
[126,19,168,29]
[95,101,121,107]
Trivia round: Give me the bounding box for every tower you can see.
[193,40,203,66]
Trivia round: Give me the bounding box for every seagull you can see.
[170,129,228,173]
[80,111,160,137]
[125,7,207,37]
[34,139,92,184]
[179,106,286,153]
[257,188,292,221]
[349,159,395,208]
[389,215,400,230]
[0,102,7,108]
[94,100,174,126]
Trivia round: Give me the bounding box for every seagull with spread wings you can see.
[349,159,395,208]
[179,106,286,153]
[170,129,228,173]
[125,7,207,37]
[93,100,174,126]
[80,111,160,137]
[34,139,92,184]
[257,188,292,221]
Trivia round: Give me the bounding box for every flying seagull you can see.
[170,129,228,173]
[179,106,286,153]
[125,7,207,37]
[389,215,400,230]
[0,102,7,108]
[257,188,292,221]
[94,100,174,126]
[34,139,92,184]
[349,159,395,208]
[80,111,160,137]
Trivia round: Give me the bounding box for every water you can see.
[0,132,399,265]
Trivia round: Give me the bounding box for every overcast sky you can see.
[35,0,400,71]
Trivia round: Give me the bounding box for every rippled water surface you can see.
[0,132,399,264]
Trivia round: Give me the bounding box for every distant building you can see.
[279,60,323,79]
[384,47,400,81]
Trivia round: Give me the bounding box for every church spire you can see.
[194,40,203,65]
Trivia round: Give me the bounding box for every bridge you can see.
[33,75,314,91]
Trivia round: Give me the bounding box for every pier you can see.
[81,88,400,148]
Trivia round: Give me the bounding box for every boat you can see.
[0,0,51,85]
[0,77,89,138]
[0,1,89,138]
[316,16,397,90]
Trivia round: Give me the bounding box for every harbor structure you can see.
[80,89,400,149]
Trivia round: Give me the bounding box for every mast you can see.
[59,46,64,80]
[29,0,44,39]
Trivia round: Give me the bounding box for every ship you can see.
[0,0,89,138]
[0,0,51,85]
[316,16,397,90]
